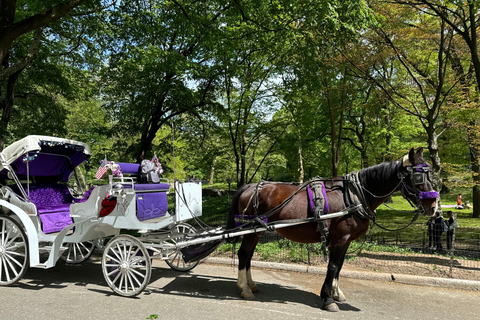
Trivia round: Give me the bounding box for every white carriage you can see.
[0,135,203,296]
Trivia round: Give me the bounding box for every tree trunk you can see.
[0,0,86,67]
[425,127,442,191]
[297,132,304,184]
[209,156,216,185]
[467,124,480,218]
[0,70,20,150]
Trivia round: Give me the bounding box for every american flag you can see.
[95,157,108,180]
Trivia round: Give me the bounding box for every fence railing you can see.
[210,223,480,281]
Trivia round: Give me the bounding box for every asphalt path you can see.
[0,255,479,320]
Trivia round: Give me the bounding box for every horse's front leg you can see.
[321,243,348,312]
[332,253,347,302]
[237,233,261,300]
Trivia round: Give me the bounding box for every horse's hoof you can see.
[250,285,259,293]
[323,302,340,312]
[241,291,256,300]
[333,295,346,302]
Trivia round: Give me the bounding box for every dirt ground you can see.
[312,251,480,281]
[345,252,479,281]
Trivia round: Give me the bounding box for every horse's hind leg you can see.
[237,233,261,300]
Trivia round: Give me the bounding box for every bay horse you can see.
[226,148,438,312]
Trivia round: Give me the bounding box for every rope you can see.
[372,212,420,232]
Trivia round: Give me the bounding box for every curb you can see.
[203,257,480,292]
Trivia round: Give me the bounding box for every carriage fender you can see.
[0,199,41,267]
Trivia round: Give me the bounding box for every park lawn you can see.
[377,192,479,226]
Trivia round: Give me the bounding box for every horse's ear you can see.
[403,148,415,167]
[416,147,424,158]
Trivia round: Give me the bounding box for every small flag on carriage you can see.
[95,156,109,180]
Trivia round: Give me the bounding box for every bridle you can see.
[398,163,438,216]
[349,158,439,232]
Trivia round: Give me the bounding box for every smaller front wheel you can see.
[102,235,151,297]
[60,241,95,264]
[164,223,199,272]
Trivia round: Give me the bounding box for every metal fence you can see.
[209,222,480,281]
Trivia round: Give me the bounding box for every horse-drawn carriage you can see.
[0,135,439,311]
[0,135,203,296]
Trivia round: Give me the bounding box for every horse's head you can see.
[401,148,438,216]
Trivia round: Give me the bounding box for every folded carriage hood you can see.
[0,135,91,182]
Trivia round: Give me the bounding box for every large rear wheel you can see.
[0,215,28,286]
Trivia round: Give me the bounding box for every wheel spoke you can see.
[4,255,20,278]
[127,272,137,291]
[4,251,24,269]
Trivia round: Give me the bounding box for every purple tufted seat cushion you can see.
[25,184,74,234]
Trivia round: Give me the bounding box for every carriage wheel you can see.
[0,215,29,286]
[101,234,151,297]
[164,223,199,272]
[60,241,95,264]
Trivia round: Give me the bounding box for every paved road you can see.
[1,256,479,320]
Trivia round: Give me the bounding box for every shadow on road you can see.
[15,258,361,312]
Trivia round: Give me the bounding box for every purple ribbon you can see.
[415,164,428,171]
[419,190,439,199]
[401,183,438,199]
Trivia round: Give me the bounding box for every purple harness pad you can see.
[401,184,439,200]
[307,183,329,215]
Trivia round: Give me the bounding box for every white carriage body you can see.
[0,135,202,270]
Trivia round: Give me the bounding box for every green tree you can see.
[348,2,456,194]
[394,0,480,217]
[99,0,223,163]
[0,0,105,148]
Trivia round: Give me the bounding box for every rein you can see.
[236,180,312,230]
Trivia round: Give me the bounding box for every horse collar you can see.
[344,172,377,220]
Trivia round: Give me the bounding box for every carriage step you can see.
[39,245,69,252]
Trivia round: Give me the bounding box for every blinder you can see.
[409,164,432,186]
[401,163,438,214]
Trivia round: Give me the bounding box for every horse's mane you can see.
[357,160,403,187]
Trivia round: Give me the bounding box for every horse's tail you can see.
[226,183,252,242]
